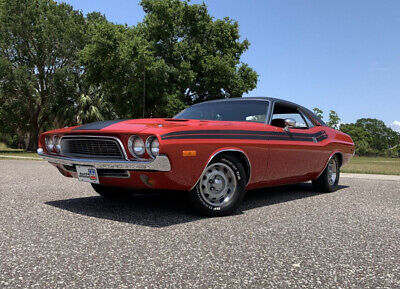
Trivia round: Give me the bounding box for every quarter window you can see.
[270,102,311,129]
[302,112,315,128]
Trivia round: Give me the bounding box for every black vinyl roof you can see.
[196,97,326,126]
[204,96,298,106]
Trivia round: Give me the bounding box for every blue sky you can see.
[61,0,400,131]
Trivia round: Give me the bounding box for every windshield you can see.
[174,100,269,123]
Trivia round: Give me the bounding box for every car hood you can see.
[52,118,268,136]
[68,118,202,133]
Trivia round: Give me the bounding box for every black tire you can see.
[312,155,341,192]
[91,183,130,199]
[189,154,247,216]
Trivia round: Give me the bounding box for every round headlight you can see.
[54,135,61,153]
[128,136,145,157]
[146,136,159,158]
[45,135,54,152]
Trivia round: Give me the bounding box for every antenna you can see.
[143,69,145,118]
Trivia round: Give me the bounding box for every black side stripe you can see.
[73,119,126,130]
[162,132,328,142]
[161,129,326,138]
[316,134,329,142]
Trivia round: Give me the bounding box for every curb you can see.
[341,173,400,181]
[0,155,42,160]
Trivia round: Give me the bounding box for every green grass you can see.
[0,142,40,159]
[0,149,41,160]
[0,142,25,152]
[342,156,400,175]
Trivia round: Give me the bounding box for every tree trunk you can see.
[26,117,39,152]
[26,128,39,152]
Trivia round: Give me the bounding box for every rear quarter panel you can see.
[308,127,354,180]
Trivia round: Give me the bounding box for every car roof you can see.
[193,97,326,126]
[200,96,296,106]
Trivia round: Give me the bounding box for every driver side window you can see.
[270,103,312,129]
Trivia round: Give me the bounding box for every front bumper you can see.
[37,149,171,172]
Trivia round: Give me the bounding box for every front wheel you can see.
[312,155,340,192]
[189,154,247,216]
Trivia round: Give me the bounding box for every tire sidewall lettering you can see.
[221,158,241,181]
[195,186,222,211]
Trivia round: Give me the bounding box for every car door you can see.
[265,102,326,182]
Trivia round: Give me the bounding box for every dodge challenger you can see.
[38,97,355,216]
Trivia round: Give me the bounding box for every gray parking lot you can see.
[1,160,399,288]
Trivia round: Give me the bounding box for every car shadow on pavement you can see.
[45,183,348,228]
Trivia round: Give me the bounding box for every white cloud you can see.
[391,120,400,132]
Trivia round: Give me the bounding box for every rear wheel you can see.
[189,154,247,216]
[312,155,340,192]
[91,184,130,199]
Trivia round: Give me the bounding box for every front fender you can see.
[189,147,252,190]
[161,140,266,190]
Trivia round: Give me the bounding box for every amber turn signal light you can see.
[182,150,196,157]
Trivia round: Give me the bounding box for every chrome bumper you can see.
[37,150,171,172]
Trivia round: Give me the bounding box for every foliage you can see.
[0,0,87,150]
[313,108,323,120]
[0,0,257,150]
[312,107,399,157]
[340,119,400,157]
[80,0,258,119]
[355,118,399,151]
[312,108,341,130]
[340,123,374,156]
[327,110,341,129]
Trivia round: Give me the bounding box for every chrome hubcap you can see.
[327,158,338,185]
[199,162,237,207]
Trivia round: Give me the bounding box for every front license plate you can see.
[76,166,99,184]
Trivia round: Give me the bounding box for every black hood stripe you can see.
[72,119,126,131]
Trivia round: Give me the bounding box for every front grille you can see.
[62,165,129,178]
[61,137,125,160]
[97,169,129,178]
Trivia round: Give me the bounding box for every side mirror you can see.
[284,118,296,132]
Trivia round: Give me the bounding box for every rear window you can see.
[174,100,269,123]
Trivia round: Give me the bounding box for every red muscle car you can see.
[38,97,355,216]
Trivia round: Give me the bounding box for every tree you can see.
[313,108,323,120]
[80,12,168,118]
[0,0,87,150]
[140,0,258,106]
[327,110,340,129]
[81,0,258,119]
[1,0,258,150]
[340,124,374,156]
[355,118,399,151]
[52,85,117,127]
[340,118,400,156]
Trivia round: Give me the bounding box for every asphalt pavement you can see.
[1,160,399,288]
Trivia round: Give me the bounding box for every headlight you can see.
[45,135,54,152]
[54,135,61,153]
[146,136,160,158]
[128,136,145,157]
